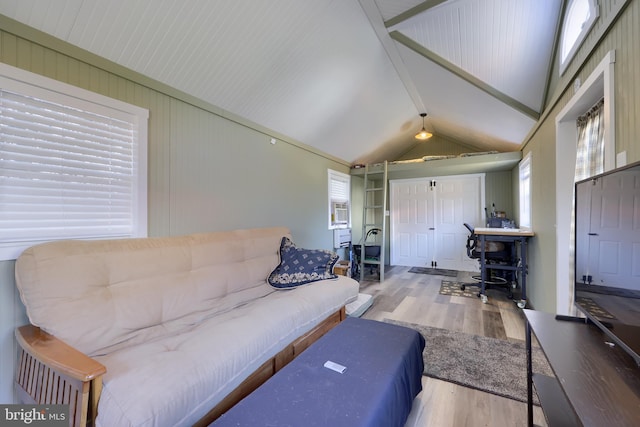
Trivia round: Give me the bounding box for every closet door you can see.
[390,174,484,270]
[433,175,484,271]
[390,179,435,267]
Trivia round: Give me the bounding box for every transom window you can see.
[559,0,599,75]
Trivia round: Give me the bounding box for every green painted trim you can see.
[390,31,541,121]
[519,0,632,150]
[540,0,569,112]
[384,0,448,28]
[0,14,350,167]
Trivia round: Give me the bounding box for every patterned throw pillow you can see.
[268,237,339,289]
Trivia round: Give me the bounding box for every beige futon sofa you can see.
[14,227,359,427]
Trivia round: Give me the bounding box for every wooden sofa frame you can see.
[15,307,346,427]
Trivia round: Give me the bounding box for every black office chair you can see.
[462,223,516,299]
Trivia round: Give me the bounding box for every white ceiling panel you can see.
[387,0,561,111]
[397,42,536,149]
[0,0,564,164]
[373,0,424,21]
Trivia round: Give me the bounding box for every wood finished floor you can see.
[358,266,547,427]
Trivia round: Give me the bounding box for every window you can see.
[0,63,148,260]
[519,153,532,230]
[328,169,351,229]
[559,0,599,75]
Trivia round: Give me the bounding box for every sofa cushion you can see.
[268,237,339,289]
[94,276,359,427]
[15,227,291,356]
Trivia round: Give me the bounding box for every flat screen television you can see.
[574,160,640,366]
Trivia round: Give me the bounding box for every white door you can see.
[433,175,484,271]
[390,179,435,267]
[578,169,640,289]
[390,174,484,270]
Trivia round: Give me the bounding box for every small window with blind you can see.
[0,63,148,261]
[328,169,351,229]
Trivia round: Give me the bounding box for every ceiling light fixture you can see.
[415,113,433,140]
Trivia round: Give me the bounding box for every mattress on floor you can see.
[346,293,373,317]
[212,317,425,427]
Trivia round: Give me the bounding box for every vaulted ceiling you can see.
[0,0,563,164]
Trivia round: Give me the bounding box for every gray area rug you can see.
[384,319,553,404]
[408,267,457,277]
[439,280,478,298]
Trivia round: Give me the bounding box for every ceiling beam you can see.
[390,31,541,121]
[541,0,569,112]
[358,0,426,113]
[384,0,447,28]
[384,0,448,28]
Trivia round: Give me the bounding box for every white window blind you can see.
[328,169,351,229]
[0,64,148,260]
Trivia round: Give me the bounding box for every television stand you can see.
[524,309,640,426]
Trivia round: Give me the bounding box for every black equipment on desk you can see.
[486,217,516,229]
[462,223,517,299]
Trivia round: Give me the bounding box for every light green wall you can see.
[519,0,640,313]
[484,171,514,220]
[515,117,558,312]
[0,24,349,403]
[2,0,639,403]
[0,25,351,243]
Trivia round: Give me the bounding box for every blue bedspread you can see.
[212,317,425,427]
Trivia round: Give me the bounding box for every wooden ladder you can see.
[360,161,388,282]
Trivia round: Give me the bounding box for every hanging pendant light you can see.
[415,113,433,140]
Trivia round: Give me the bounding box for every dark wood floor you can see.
[357,266,547,427]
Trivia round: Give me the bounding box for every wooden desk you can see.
[524,310,640,427]
[473,228,534,307]
[474,227,535,237]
